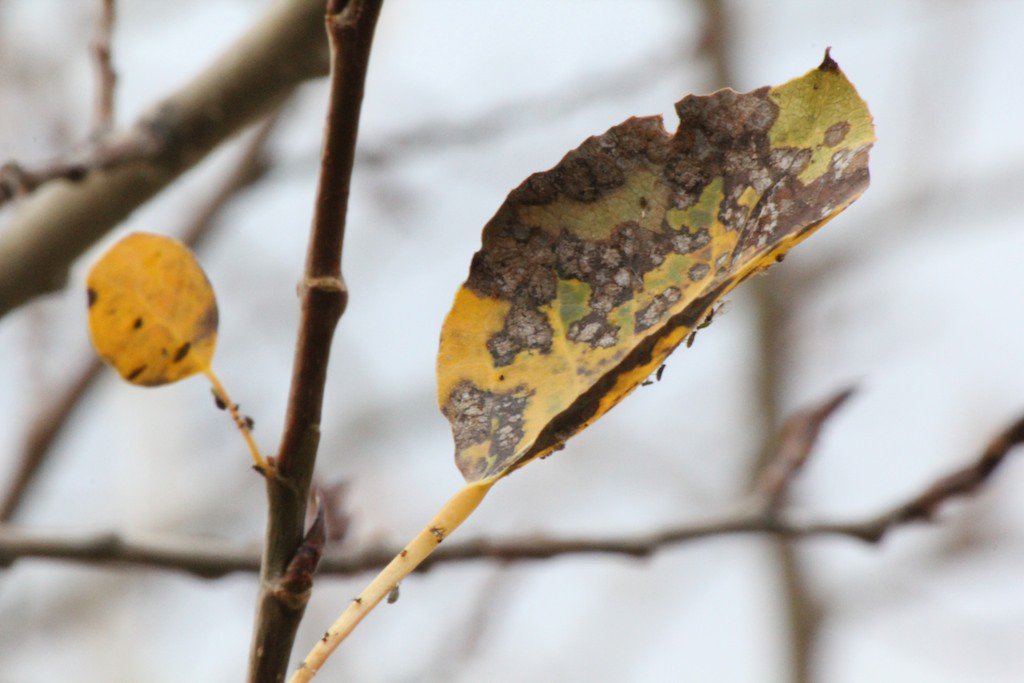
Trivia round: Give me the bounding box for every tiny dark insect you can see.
[655,364,666,381]
[321,632,330,643]
[353,597,363,605]
[244,415,255,431]
[212,390,227,410]
[399,549,408,558]
[641,379,654,387]
[686,302,727,348]
[87,288,98,307]
[387,584,400,604]
[132,317,143,330]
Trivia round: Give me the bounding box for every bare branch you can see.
[248,1,382,681]
[0,0,331,320]
[0,112,283,524]
[0,358,104,523]
[754,387,856,508]
[2,412,1021,580]
[91,0,117,135]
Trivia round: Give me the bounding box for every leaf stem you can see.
[203,367,269,474]
[288,481,494,683]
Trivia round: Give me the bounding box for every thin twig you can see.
[0,359,104,523]
[0,0,332,320]
[755,388,856,508]
[247,1,382,681]
[0,113,283,523]
[91,0,117,135]
[3,411,1021,578]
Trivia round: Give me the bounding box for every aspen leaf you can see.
[87,232,218,386]
[438,52,874,483]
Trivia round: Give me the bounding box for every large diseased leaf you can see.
[87,232,218,386]
[437,52,874,483]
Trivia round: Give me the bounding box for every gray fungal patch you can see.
[567,312,620,349]
[635,287,681,334]
[688,263,710,282]
[487,303,553,367]
[442,380,530,480]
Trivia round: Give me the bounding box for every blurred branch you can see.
[91,0,117,135]
[356,42,686,169]
[0,359,104,523]
[0,112,283,524]
[754,388,856,509]
[247,1,381,681]
[0,0,331,320]
[3,410,1022,578]
[696,0,820,679]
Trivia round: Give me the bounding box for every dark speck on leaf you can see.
[133,317,143,329]
[172,342,191,363]
[127,365,146,381]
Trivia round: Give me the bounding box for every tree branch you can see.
[91,0,117,135]
[248,1,382,681]
[0,0,331,320]
[1,411,1021,579]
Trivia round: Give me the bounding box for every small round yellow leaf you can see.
[87,232,218,386]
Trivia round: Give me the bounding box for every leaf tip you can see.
[818,47,839,72]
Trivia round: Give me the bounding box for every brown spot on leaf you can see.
[132,317,143,330]
[824,121,850,147]
[195,303,219,343]
[688,263,710,282]
[172,342,191,363]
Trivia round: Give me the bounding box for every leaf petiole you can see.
[288,480,494,682]
[203,367,270,475]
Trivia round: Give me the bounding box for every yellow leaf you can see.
[87,232,218,386]
[438,52,874,483]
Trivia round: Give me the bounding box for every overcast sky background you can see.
[2,1,1024,681]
